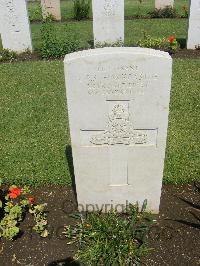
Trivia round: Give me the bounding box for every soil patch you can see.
[172,49,200,59]
[143,183,200,266]
[0,48,200,65]
[0,183,199,266]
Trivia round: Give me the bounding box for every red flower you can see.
[28,197,35,205]
[8,192,18,199]
[168,36,175,44]
[8,186,21,199]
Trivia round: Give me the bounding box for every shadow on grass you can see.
[47,257,80,266]
[65,145,77,204]
[177,38,186,49]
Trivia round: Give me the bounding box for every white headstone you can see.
[155,0,174,9]
[187,0,200,49]
[64,48,172,214]
[41,0,61,21]
[92,0,124,46]
[0,0,32,53]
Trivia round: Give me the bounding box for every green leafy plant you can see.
[73,0,90,21]
[137,34,166,50]
[135,0,143,18]
[40,19,80,59]
[0,177,48,240]
[137,32,179,53]
[29,203,48,237]
[64,202,154,265]
[0,49,17,62]
[181,5,188,18]
[148,6,177,18]
[28,4,42,22]
[168,35,178,52]
[94,39,124,48]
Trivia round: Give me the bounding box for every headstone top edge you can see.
[64,48,172,63]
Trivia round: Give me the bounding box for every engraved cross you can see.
[81,101,157,186]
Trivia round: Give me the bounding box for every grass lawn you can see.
[0,10,188,51]
[0,59,199,186]
[28,0,189,21]
[31,18,188,51]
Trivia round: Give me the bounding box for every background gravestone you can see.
[92,0,124,46]
[64,47,172,213]
[155,0,174,9]
[0,0,32,52]
[41,0,61,21]
[187,0,200,49]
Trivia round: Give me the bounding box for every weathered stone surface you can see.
[0,0,32,52]
[41,0,61,21]
[92,0,124,46]
[187,0,200,49]
[155,0,174,9]
[64,47,172,213]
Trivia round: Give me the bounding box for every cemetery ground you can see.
[0,1,200,265]
[0,58,199,265]
[0,59,199,186]
[31,18,187,50]
[0,184,199,265]
[28,0,188,22]
[1,18,200,62]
